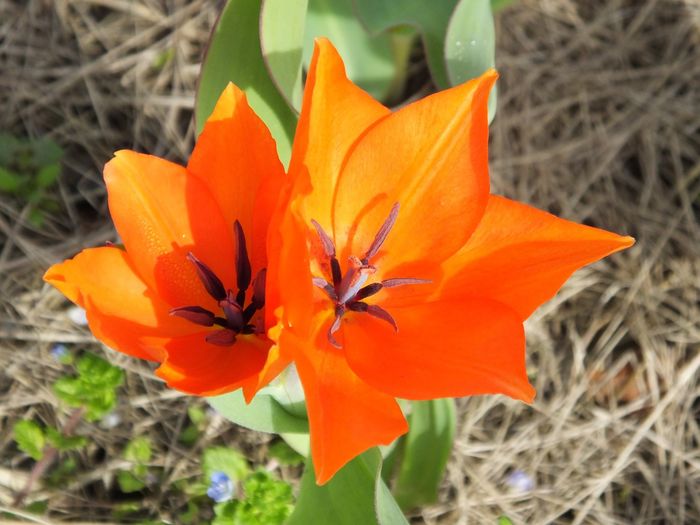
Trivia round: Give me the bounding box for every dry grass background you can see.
[0,0,698,523]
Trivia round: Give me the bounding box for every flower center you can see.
[169,221,266,346]
[311,203,429,348]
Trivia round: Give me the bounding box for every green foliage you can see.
[207,389,309,434]
[0,133,63,226]
[203,447,250,482]
[13,420,45,460]
[498,516,515,525]
[47,456,78,486]
[288,448,407,525]
[267,440,304,466]
[195,0,297,165]
[45,426,88,451]
[117,470,146,493]
[212,470,293,525]
[180,405,208,446]
[117,437,153,493]
[392,399,456,510]
[303,0,413,104]
[444,0,497,121]
[53,352,124,421]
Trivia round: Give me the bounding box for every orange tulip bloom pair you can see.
[45,39,633,484]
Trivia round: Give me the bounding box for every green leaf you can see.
[233,471,294,525]
[207,390,309,434]
[0,133,20,165]
[212,500,238,525]
[187,405,207,425]
[268,440,305,466]
[13,420,45,460]
[35,163,60,189]
[259,0,308,111]
[76,352,124,389]
[444,0,497,122]
[0,167,22,192]
[117,470,146,493]
[195,0,297,166]
[45,427,87,451]
[352,0,459,88]
[491,0,517,11]
[53,353,124,421]
[203,446,250,482]
[393,399,456,510]
[287,448,408,525]
[30,137,63,166]
[498,517,515,525]
[303,0,406,103]
[124,436,152,464]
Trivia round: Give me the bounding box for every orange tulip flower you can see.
[265,39,635,484]
[44,84,288,397]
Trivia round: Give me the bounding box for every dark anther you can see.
[187,252,226,301]
[366,304,398,332]
[251,268,266,308]
[354,282,383,301]
[205,329,237,346]
[170,306,215,326]
[363,202,399,263]
[311,219,336,257]
[234,220,252,304]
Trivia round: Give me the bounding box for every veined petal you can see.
[104,150,236,310]
[44,247,195,361]
[441,195,635,320]
[288,38,390,231]
[188,84,286,274]
[332,69,496,275]
[155,333,270,397]
[281,316,407,485]
[344,296,535,403]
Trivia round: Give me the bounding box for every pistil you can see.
[311,203,429,347]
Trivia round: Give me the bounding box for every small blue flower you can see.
[207,471,235,503]
[50,344,69,361]
[505,469,535,492]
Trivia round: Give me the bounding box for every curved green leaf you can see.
[352,0,458,88]
[444,0,497,122]
[207,390,309,434]
[260,0,308,111]
[196,0,297,165]
[287,448,408,525]
[393,399,456,510]
[304,0,409,103]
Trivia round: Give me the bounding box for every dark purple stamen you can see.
[171,222,266,347]
[170,306,215,326]
[188,252,226,302]
[362,202,399,263]
[234,220,252,305]
[311,202,428,347]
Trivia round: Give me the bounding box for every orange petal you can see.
[155,333,271,397]
[441,195,635,320]
[331,69,497,275]
[343,296,535,403]
[281,318,407,484]
[288,38,390,230]
[188,84,286,274]
[44,247,194,361]
[104,150,236,310]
